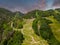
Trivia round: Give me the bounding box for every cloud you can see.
[38,0,47,9]
[0,0,47,13]
[23,0,47,12]
[53,0,60,8]
[7,0,47,13]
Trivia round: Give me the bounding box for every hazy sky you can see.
[0,0,60,13]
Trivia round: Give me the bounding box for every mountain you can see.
[23,10,42,19]
[0,8,60,45]
[0,8,24,45]
[55,8,60,12]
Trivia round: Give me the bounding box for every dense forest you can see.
[0,8,60,45]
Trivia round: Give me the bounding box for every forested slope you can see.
[0,8,60,45]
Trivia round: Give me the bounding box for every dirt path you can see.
[21,19,49,45]
[10,18,49,45]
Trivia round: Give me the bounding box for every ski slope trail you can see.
[21,18,49,45]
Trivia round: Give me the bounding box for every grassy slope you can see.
[21,19,49,45]
[45,16,60,42]
[10,10,60,45]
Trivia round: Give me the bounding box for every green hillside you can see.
[0,8,60,45]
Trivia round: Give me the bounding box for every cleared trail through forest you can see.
[21,18,49,45]
[11,18,49,45]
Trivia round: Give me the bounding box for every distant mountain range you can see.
[0,8,60,17]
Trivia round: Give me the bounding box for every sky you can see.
[0,0,60,13]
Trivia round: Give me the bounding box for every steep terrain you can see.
[0,8,60,45]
